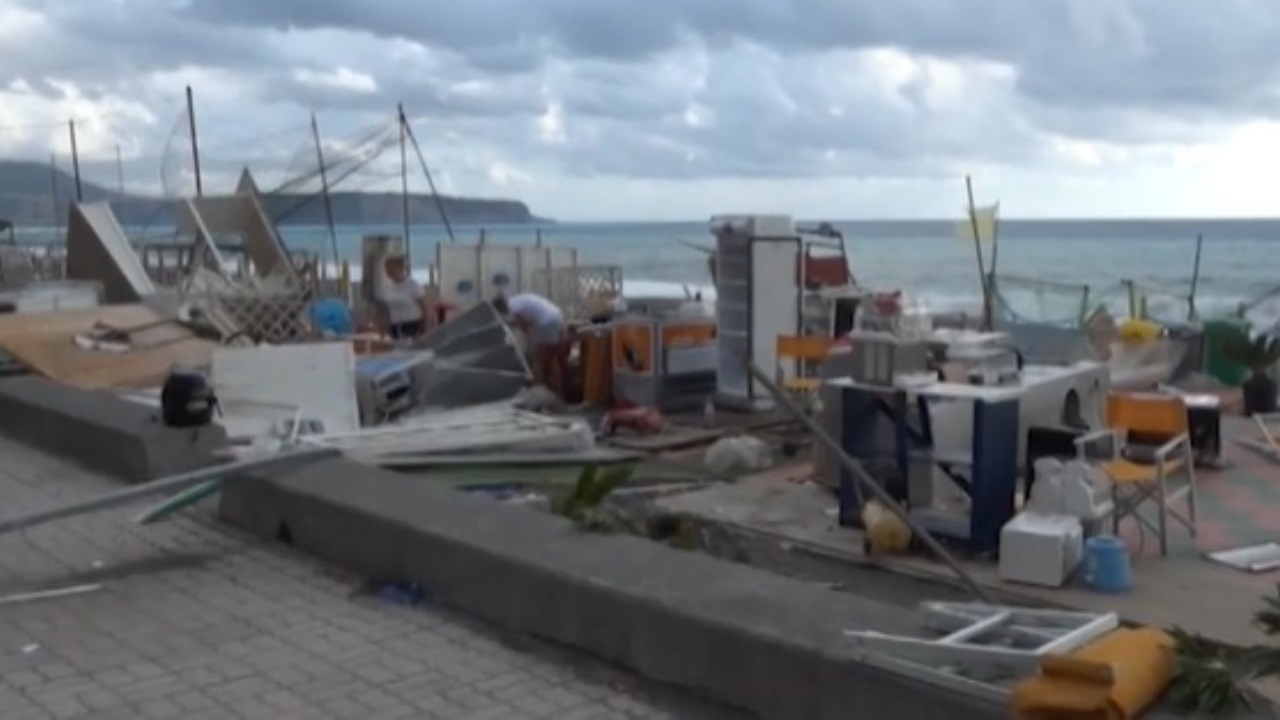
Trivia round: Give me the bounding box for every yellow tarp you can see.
[1010,627,1175,720]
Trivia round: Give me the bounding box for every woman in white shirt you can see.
[376,255,431,339]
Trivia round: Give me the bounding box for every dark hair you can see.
[491,296,509,314]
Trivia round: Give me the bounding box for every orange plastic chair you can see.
[775,335,833,395]
[1073,392,1197,556]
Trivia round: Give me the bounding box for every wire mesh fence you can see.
[991,273,1094,326]
[534,264,624,321]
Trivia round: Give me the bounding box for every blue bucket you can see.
[1083,535,1132,593]
[310,298,354,335]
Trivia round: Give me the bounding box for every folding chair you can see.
[1242,412,1280,464]
[775,335,833,395]
[1074,392,1197,557]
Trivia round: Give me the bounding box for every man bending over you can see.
[492,293,567,392]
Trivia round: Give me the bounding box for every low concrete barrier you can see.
[220,457,1005,720]
[0,376,227,482]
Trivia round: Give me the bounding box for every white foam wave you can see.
[322,262,1280,327]
[324,263,716,301]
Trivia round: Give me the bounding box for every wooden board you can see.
[0,304,216,390]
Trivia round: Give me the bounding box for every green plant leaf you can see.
[1218,326,1280,371]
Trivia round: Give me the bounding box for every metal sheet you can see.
[0,447,337,538]
[212,343,360,436]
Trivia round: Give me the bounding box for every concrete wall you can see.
[219,458,1005,720]
[0,376,227,482]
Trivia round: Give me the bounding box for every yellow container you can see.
[1117,319,1161,343]
[861,500,913,555]
[1011,626,1175,720]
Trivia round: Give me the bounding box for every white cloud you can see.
[293,67,378,95]
[0,0,1278,220]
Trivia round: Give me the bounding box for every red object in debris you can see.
[872,290,903,316]
[599,405,667,436]
[798,254,852,288]
[434,301,457,325]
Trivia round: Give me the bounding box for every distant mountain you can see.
[0,160,548,228]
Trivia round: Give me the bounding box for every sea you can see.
[269,218,1280,326]
[12,217,1280,325]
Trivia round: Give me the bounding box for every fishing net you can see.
[991,273,1092,326]
[1125,280,1195,324]
[263,119,401,226]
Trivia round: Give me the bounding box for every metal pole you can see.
[397,103,412,266]
[310,113,342,275]
[114,144,125,194]
[1188,233,1204,321]
[48,153,61,235]
[67,120,83,202]
[965,176,991,331]
[745,363,995,604]
[0,447,336,538]
[185,86,204,197]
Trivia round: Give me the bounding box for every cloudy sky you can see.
[1,0,1279,221]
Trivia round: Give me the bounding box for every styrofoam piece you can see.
[479,245,521,300]
[546,246,578,274]
[1206,542,1280,573]
[437,243,484,307]
[998,513,1084,587]
[212,343,360,436]
[518,246,552,293]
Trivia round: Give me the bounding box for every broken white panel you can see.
[65,202,156,302]
[212,342,360,438]
[479,244,522,300]
[517,246,551,294]
[301,402,594,465]
[436,242,484,309]
[843,602,1118,702]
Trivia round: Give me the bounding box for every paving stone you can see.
[0,437,742,720]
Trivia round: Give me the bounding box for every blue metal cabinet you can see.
[834,380,1020,554]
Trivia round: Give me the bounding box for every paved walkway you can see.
[0,438,740,719]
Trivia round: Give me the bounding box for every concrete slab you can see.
[219,457,1008,720]
[0,376,227,482]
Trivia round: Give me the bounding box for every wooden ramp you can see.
[0,304,216,389]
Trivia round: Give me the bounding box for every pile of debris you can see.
[203,301,605,468]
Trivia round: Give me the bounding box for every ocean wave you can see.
[323,261,1280,327]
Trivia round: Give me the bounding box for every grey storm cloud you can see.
[177,0,1280,115]
[2,0,1280,184]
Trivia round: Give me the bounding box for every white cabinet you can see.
[710,215,801,410]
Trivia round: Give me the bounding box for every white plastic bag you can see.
[1027,458,1065,514]
[703,435,773,475]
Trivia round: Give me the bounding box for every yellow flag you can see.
[955,202,999,243]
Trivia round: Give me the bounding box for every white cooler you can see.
[999,512,1084,588]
